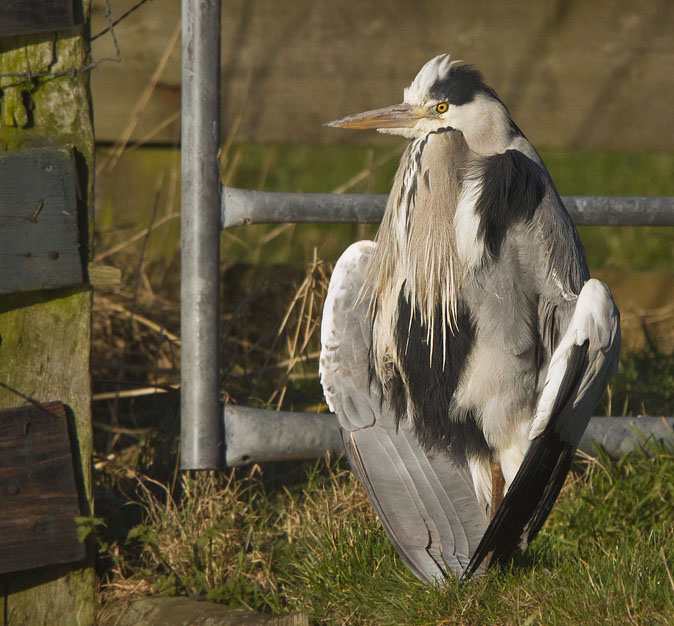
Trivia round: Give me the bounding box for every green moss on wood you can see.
[0,29,94,209]
[0,25,95,260]
[0,2,95,624]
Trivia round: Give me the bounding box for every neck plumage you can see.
[365,129,472,373]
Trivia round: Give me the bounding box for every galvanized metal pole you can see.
[221,188,674,228]
[180,0,222,469]
[222,406,674,466]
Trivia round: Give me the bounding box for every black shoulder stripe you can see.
[474,149,546,257]
[392,290,490,461]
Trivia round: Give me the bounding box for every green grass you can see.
[610,349,674,416]
[97,450,674,625]
[284,451,674,625]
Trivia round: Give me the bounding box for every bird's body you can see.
[320,55,620,581]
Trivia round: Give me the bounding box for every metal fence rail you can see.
[224,408,674,466]
[216,192,674,468]
[221,187,674,229]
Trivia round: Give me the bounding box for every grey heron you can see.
[319,54,620,581]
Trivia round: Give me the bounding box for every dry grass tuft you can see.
[91,181,339,616]
[269,250,331,410]
[96,455,374,616]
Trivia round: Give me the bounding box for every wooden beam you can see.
[0,149,83,294]
[0,1,95,623]
[0,288,94,623]
[0,402,84,575]
[0,0,76,37]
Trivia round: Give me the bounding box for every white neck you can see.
[448,94,512,155]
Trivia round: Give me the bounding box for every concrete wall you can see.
[91,0,673,151]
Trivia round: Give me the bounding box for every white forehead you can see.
[403,54,461,106]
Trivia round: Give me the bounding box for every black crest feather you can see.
[430,64,499,106]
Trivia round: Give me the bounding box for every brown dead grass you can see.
[95,454,373,617]
[92,222,335,616]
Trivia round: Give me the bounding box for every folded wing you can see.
[465,278,620,576]
[320,241,489,582]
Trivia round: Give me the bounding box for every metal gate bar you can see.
[221,187,674,229]
[223,408,673,466]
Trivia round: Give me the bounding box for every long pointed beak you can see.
[324,103,422,130]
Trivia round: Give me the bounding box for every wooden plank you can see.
[0,0,95,622]
[0,402,84,574]
[0,289,94,624]
[0,0,76,37]
[0,149,83,294]
[90,0,674,151]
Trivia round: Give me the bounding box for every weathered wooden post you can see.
[0,1,95,624]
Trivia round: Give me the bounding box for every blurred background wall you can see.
[91,0,673,150]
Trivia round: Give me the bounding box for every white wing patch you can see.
[319,241,377,430]
[453,175,485,272]
[529,279,620,442]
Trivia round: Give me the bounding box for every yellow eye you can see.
[435,102,448,113]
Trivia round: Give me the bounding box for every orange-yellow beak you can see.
[324,103,423,130]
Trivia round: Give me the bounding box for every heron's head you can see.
[326,54,515,154]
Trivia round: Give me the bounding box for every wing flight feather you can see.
[320,241,489,581]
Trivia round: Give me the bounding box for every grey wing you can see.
[320,241,489,582]
[465,176,621,576]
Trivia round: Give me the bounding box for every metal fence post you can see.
[180,0,222,469]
